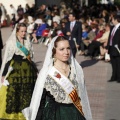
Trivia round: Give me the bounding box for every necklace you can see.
[54,64,70,75]
[17,36,24,45]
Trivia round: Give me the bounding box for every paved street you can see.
[1,27,120,120]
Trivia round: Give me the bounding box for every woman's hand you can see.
[66,32,71,36]
[96,39,100,41]
[103,42,107,47]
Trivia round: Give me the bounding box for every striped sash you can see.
[48,66,84,116]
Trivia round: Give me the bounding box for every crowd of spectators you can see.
[1,2,120,61]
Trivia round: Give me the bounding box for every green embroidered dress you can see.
[35,75,86,120]
[0,39,37,120]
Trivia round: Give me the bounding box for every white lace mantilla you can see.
[44,74,79,104]
[6,39,31,62]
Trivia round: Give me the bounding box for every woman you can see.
[22,36,92,120]
[87,24,105,58]
[0,23,37,119]
[102,10,109,23]
[96,23,110,60]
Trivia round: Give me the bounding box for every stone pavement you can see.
[1,27,120,120]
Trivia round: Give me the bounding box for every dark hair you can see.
[113,12,120,22]
[85,25,92,32]
[52,36,69,57]
[16,23,27,33]
[105,23,111,28]
[69,12,76,18]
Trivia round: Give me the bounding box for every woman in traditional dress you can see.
[0,23,37,119]
[22,35,92,120]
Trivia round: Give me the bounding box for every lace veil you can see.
[22,36,93,120]
[0,25,17,87]
[0,24,31,87]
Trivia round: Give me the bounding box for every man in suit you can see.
[106,12,120,83]
[0,7,3,68]
[63,12,82,57]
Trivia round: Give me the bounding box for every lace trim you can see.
[44,73,79,104]
[6,39,31,64]
[6,43,15,62]
[6,80,34,114]
[5,60,37,114]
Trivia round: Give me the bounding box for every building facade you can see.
[0,0,34,15]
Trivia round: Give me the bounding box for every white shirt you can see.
[110,23,120,46]
[10,7,16,15]
[70,21,76,31]
[70,21,76,28]
[112,23,120,35]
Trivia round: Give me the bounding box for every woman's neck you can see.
[17,36,24,44]
[54,60,70,77]
[54,60,68,69]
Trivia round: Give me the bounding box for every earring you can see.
[53,57,57,62]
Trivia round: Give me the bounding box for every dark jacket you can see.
[0,7,2,18]
[107,25,120,56]
[63,21,82,49]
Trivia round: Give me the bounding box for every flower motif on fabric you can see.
[54,71,61,79]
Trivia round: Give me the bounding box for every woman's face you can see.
[17,26,27,39]
[53,22,58,27]
[105,25,110,31]
[55,40,71,62]
[102,11,105,16]
[98,25,104,30]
